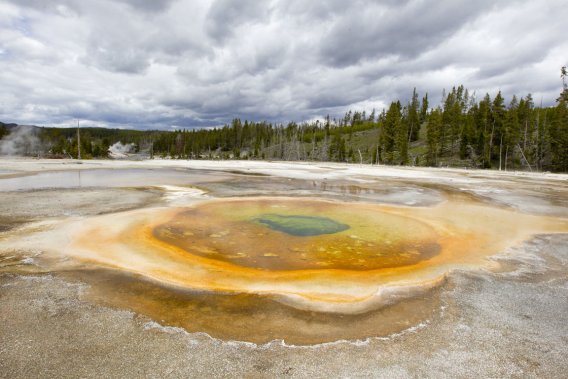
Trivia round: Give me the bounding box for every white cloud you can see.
[0,0,566,130]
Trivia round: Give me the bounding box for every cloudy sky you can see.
[0,0,567,130]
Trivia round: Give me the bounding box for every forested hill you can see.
[1,84,568,172]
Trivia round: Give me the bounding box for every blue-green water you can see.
[254,214,349,236]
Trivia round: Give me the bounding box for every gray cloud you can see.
[0,0,567,130]
[318,0,495,67]
[115,0,175,13]
[205,0,271,42]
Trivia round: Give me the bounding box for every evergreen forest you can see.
[2,79,568,172]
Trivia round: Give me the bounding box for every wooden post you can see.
[77,120,81,160]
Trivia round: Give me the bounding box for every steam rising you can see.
[108,141,136,159]
[0,126,41,156]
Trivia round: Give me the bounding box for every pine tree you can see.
[491,91,506,169]
[550,71,568,171]
[420,93,429,124]
[397,104,409,164]
[408,88,420,142]
[503,96,520,170]
[380,102,401,164]
[427,108,442,166]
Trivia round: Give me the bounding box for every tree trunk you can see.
[489,120,495,167]
[376,145,380,165]
[499,133,503,171]
[517,144,533,172]
[523,120,528,152]
[535,111,540,171]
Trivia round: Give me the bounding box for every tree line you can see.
[148,79,568,172]
[2,74,567,172]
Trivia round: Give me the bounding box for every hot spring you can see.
[3,165,568,344]
[51,194,568,344]
[153,198,440,271]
